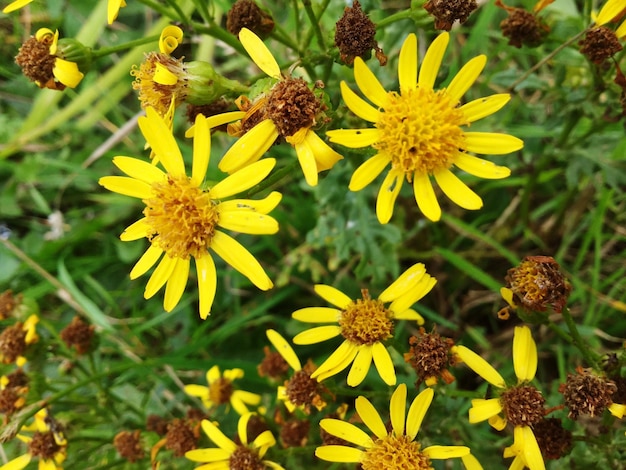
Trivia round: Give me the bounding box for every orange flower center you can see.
[339,290,393,345]
[362,434,432,470]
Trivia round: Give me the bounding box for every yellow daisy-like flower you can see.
[265,329,327,414]
[292,263,435,387]
[327,32,523,223]
[453,326,546,470]
[216,28,343,186]
[596,0,626,38]
[107,0,127,24]
[184,365,262,415]
[186,413,284,469]
[1,408,67,470]
[99,108,280,319]
[316,383,473,469]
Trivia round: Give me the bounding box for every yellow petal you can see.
[392,308,425,324]
[292,325,342,345]
[196,254,217,319]
[219,120,278,173]
[513,326,537,382]
[398,33,418,93]
[218,210,278,235]
[53,58,84,88]
[454,153,511,179]
[355,395,387,439]
[390,383,407,437]
[596,0,625,24]
[159,25,183,54]
[453,345,506,387]
[520,426,546,470]
[120,218,149,241]
[184,448,231,463]
[112,156,166,183]
[201,419,237,452]
[389,274,436,314]
[210,231,272,290]
[138,108,185,177]
[413,172,441,222]
[460,94,511,123]
[303,130,343,172]
[319,419,373,447]
[469,398,504,423]
[314,284,352,309]
[461,453,484,470]
[463,132,524,155]
[191,114,211,187]
[423,445,470,459]
[99,176,154,199]
[266,329,301,371]
[315,445,364,463]
[488,413,507,431]
[617,20,626,38]
[212,158,276,199]
[419,32,449,90]
[347,345,373,387]
[379,263,426,302]
[0,453,32,470]
[291,307,340,323]
[445,55,487,105]
[376,169,403,224]
[153,63,178,85]
[372,342,396,386]
[184,383,209,398]
[144,255,176,299]
[218,192,282,215]
[294,138,318,186]
[3,0,33,13]
[406,387,434,440]
[130,245,163,279]
[353,57,388,108]
[107,0,125,24]
[186,112,247,137]
[239,28,281,78]
[349,153,390,191]
[609,403,626,418]
[434,168,483,210]
[312,340,358,381]
[163,258,190,312]
[326,128,380,148]
[340,81,380,123]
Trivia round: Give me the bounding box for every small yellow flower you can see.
[215,28,343,186]
[316,383,472,469]
[327,32,523,223]
[185,413,285,469]
[596,0,626,38]
[108,0,127,24]
[453,326,545,470]
[1,408,67,470]
[184,365,262,415]
[292,263,435,387]
[99,108,280,319]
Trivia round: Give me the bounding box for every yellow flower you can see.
[185,413,285,469]
[292,263,435,387]
[108,0,127,24]
[453,326,545,470]
[184,365,262,415]
[596,0,626,38]
[216,28,343,186]
[327,32,523,223]
[266,329,327,413]
[99,108,280,319]
[316,383,472,469]
[1,408,67,470]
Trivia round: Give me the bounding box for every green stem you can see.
[546,321,574,344]
[91,34,160,58]
[163,0,189,24]
[302,0,327,50]
[136,0,178,21]
[247,159,300,197]
[561,307,600,368]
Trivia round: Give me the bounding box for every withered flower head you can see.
[503,255,571,314]
[404,327,457,386]
[500,384,546,427]
[279,418,310,448]
[424,0,479,31]
[0,323,27,364]
[560,368,624,419]
[60,316,95,354]
[257,345,290,380]
[165,419,198,456]
[146,414,169,436]
[579,26,623,65]
[334,0,386,65]
[0,290,21,319]
[532,417,572,460]
[496,0,548,48]
[282,361,329,414]
[114,430,145,463]
[227,0,274,37]
[29,431,62,461]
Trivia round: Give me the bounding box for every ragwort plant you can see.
[0,0,625,469]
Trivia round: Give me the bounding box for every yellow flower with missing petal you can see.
[327,32,523,223]
[215,28,343,186]
[316,384,472,469]
[292,263,434,387]
[453,326,546,470]
[99,108,280,319]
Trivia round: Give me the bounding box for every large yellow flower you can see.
[184,365,261,415]
[292,263,434,387]
[186,413,284,469]
[99,108,280,319]
[453,326,545,470]
[327,32,523,223]
[216,28,343,186]
[596,0,626,38]
[316,383,475,469]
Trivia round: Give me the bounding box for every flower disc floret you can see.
[339,292,394,345]
[362,434,431,470]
